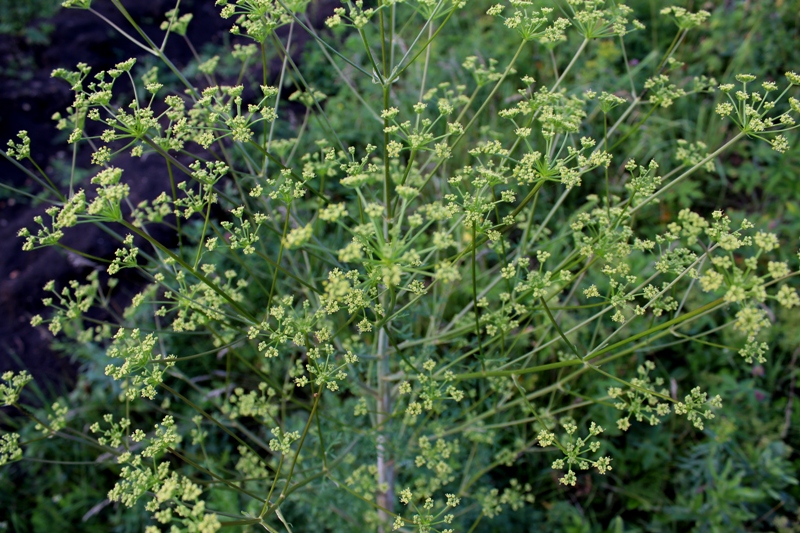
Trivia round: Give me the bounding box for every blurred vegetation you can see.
[0,0,60,39]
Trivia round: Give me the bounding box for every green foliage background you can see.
[1,0,799,532]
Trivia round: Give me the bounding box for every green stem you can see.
[120,220,256,323]
[262,388,323,517]
[540,296,581,360]
[471,221,485,369]
[159,383,274,472]
[630,132,744,215]
[265,207,292,318]
[453,297,725,380]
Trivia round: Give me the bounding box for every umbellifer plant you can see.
[3,0,800,531]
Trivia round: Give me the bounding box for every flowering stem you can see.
[168,447,265,503]
[262,387,323,518]
[192,191,214,270]
[89,7,157,57]
[453,297,725,380]
[471,221,485,369]
[106,1,197,97]
[276,0,373,78]
[466,513,483,533]
[1,150,65,202]
[540,297,581,360]
[630,131,746,214]
[119,220,256,323]
[391,1,455,81]
[265,207,292,320]
[383,86,393,223]
[159,382,275,473]
[416,39,527,192]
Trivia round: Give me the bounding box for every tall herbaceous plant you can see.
[2,0,800,531]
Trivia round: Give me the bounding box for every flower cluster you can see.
[0,370,32,406]
[716,73,800,153]
[538,420,612,486]
[393,487,462,533]
[0,433,22,467]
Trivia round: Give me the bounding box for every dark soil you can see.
[0,1,332,394]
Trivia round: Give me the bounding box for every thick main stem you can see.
[376,324,393,530]
[377,7,394,525]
